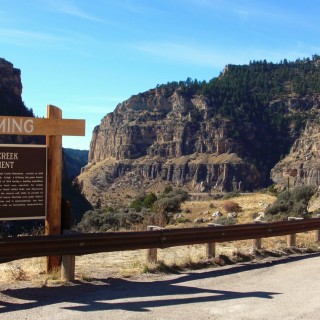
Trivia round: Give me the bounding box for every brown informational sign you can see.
[0,145,47,220]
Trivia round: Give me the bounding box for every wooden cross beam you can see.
[0,115,85,136]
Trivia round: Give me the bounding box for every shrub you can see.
[266,185,316,218]
[161,188,189,202]
[129,192,157,212]
[214,216,237,225]
[267,184,278,196]
[176,216,191,224]
[76,208,145,232]
[291,185,316,203]
[152,188,189,226]
[142,193,157,208]
[221,200,241,213]
[163,186,173,194]
[153,197,181,214]
[76,188,189,231]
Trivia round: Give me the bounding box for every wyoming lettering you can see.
[0,152,18,169]
[0,117,34,134]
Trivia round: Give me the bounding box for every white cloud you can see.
[0,28,67,47]
[132,40,319,69]
[115,0,165,16]
[0,27,99,53]
[133,41,228,68]
[45,0,104,22]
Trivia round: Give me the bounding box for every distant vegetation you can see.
[157,54,320,171]
[75,188,189,232]
[160,54,320,106]
[265,185,317,220]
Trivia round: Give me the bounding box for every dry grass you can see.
[0,192,319,284]
[180,192,276,225]
[0,257,46,284]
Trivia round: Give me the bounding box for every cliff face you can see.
[0,58,22,98]
[79,88,264,208]
[77,58,320,208]
[89,89,243,162]
[271,110,320,187]
[0,58,37,144]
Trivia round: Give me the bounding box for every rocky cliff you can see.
[0,58,23,98]
[0,58,36,144]
[79,91,260,208]
[271,106,320,187]
[77,57,320,208]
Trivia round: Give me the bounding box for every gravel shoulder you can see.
[1,253,320,320]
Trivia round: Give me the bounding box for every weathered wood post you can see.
[287,217,303,247]
[252,220,265,251]
[146,226,159,264]
[316,214,320,243]
[206,223,221,259]
[45,105,62,272]
[61,230,76,281]
[61,200,75,281]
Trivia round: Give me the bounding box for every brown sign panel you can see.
[0,145,47,220]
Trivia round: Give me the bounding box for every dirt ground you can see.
[1,253,320,320]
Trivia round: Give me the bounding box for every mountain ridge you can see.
[78,55,320,208]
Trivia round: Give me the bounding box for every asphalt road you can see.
[1,253,320,320]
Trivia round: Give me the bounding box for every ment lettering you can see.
[0,161,14,169]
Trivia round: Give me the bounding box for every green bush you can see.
[142,193,157,208]
[163,186,173,194]
[76,188,189,231]
[214,216,237,225]
[266,184,278,196]
[154,189,188,214]
[160,188,189,202]
[265,185,316,218]
[75,208,145,232]
[129,192,157,212]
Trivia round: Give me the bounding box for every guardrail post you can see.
[316,214,320,243]
[146,226,159,264]
[61,229,75,281]
[206,223,221,259]
[252,220,263,251]
[61,255,75,281]
[287,217,300,247]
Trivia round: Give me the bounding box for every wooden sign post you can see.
[0,105,85,272]
[46,106,63,271]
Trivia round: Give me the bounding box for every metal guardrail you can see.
[1,218,320,264]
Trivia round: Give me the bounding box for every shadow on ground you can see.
[1,252,319,314]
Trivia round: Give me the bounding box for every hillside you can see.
[77,55,320,208]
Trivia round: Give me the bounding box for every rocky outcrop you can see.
[271,116,320,187]
[0,58,22,98]
[89,89,246,163]
[78,87,265,207]
[76,153,260,208]
[0,58,38,144]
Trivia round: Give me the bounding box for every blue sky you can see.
[1,0,320,150]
